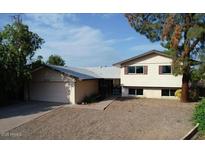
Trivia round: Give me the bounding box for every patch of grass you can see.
[193,98,205,134]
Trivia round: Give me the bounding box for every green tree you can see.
[0,16,44,103]
[125,13,205,102]
[31,55,45,69]
[191,53,205,81]
[47,54,65,66]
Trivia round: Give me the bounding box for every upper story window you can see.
[159,65,171,74]
[128,66,135,73]
[136,66,144,73]
[126,66,147,74]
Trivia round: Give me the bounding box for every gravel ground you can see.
[0,98,196,140]
[195,133,205,140]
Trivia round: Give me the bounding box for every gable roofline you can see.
[32,64,120,80]
[112,50,171,66]
[32,64,99,80]
[47,64,101,80]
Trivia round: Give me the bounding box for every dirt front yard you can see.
[1,98,196,139]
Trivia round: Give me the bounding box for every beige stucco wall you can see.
[122,87,177,99]
[120,54,182,88]
[75,79,99,104]
[28,67,76,104]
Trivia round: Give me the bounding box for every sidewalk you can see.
[68,96,117,111]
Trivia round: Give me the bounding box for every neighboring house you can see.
[25,50,182,104]
[113,50,182,99]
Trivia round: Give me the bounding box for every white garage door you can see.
[29,82,68,103]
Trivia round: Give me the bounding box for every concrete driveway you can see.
[0,101,64,136]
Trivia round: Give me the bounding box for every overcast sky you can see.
[0,13,164,67]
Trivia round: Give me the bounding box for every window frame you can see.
[127,66,145,74]
[161,89,176,96]
[128,88,144,96]
[127,66,136,74]
[135,66,144,74]
[128,88,136,95]
[170,89,176,96]
[136,89,143,95]
[160,65,172,74]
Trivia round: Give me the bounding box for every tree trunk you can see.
[181,73,189,102]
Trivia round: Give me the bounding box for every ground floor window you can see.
[136,89,143,95]
[128,88,143,96]
[161,89,176,96]
[128,89,136,95]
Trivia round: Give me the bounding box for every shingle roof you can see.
[45,64,120,80]
[113,50,171,66]
[40,50,171,80]
[85,66,120,79]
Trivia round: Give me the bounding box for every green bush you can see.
[193,98,205,133]
[81,94,102,104]
[82,96,94,104]
[189,89,200,102]
[175,89,181,99]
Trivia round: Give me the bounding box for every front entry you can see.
[99,79,121,98]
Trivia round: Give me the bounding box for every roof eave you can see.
[33,64,80,80]
[113,50,171,66]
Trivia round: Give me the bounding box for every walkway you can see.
[68,96,117,111]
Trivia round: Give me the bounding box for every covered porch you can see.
[98,79,121,98]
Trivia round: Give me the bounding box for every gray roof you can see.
[45,64,120,80]
[113,50,171,66]
[85,66,120,79]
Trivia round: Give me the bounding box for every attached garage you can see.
[26,66,76,104]
[29,82,70,103]
[25,64,100,104]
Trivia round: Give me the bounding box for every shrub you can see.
[81,94,102,104]
[189,88,200,102]
[82,96,94,104]
[175,89,182,99]
[193,98,205,133]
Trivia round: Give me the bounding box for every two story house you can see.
[113,50,182,99]
[25,50,182,104]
